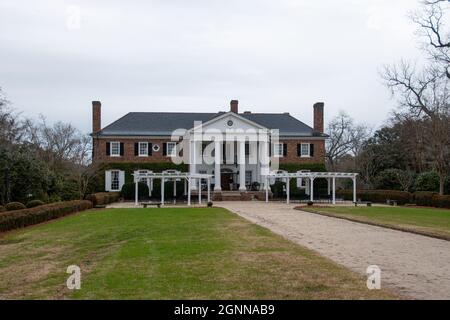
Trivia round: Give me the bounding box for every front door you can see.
[221,170,234,190]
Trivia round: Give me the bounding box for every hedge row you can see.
[414,192,450,208]
[337,190,412,205]
[337,189,450,208]
[0,200,92,232]
[86,192,120,207]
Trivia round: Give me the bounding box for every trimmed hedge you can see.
[413,192,450,209]
[26,200,45,208]
[413,191,437,207]
[121,182,149,200]
[337,189,450,208]
[0,206,5,213]
[337,190,412,205]
[86,192,120,207]
[5,202,27,211]
[0,200,93,232]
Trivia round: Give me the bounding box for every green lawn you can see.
[0,207,395,299]
[302,206,450,240]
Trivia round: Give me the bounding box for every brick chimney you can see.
[92,101,101,133]
[230,100,239,113]
[313,102,324,133]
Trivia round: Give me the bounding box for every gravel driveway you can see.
[219,202,450,300]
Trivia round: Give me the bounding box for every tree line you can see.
[327,0,450,195]
[0,89,97,204]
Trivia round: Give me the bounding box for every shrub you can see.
[0,200,92,232]
[270,181,286,198]
[373,169,402,191]
[86,192,120,206]
[431,194,450,209]
[207,202,213,208]
[415,171,440,192]
[413,191,436,207]
[121,183,149,201]
[0,206,5,213]
[5,202,27,211]
[307,201,314,206]
[337,190,412,205]
[26,200,45,208]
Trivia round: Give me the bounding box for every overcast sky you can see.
[0,0,423,133]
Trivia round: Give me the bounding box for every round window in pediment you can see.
[227,120,234,127]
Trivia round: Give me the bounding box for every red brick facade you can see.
[93,137,325,165]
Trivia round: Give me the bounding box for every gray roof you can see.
[96,112,327,137]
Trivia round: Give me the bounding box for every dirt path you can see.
[219,202,450,300]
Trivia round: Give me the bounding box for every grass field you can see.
[0,207,396,299]
[302,206,450,240]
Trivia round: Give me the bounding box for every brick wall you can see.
[278,140,325,164]
[93,138,174,163]
[94,137,326,165]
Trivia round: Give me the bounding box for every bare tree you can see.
[383,62,450,195]
[326,112,371,171]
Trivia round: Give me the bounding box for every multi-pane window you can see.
[110,142,120,156]
[139,142,148,156]
[111,170,120,191]
[245,171,252,186]
[167,142,177,157]
[274,143,284,157]
[301,143,310,157]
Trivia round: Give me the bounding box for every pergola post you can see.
[198,178,202,204]
[286,177,290,204]
[173,179,177,204]
[353,176,357,203]
[310,177,315,202]
[187,178,191,206]
[161,178,165,206]
[207,178,211,203]
[183,179,187,196]
[332,177,336,205]
[327,178,331,195]
[135,177,139,206]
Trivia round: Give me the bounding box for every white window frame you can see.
[110,170,120,191]
[166,142,177,157]
[300,143,310,158]
[110,141,121,157]
[274,143,284,158]
[138,142,148,157]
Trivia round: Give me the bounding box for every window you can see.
[274,143,284,157]
[301,143,310,157]
[167,142,177,157]
[245,142,250,156]
[139,142,148,156]
[111,170,120,191]
[245,171,252,186]
[110,142,120,157]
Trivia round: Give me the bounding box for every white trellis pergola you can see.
[263,172,358,205]
[132,172,213,207]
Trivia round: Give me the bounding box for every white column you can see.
[310,177,314,202]
[214,140,222,191]
[239,140,246,191]
[286,177,290,204]
[332,177,336,205]
[187,178,191,206]
[161,178,165,206]
[327,178,331,195]
[198,178,202,204]
[135,178,139,206]
[353,177,357,203]
[190,139,197,190]
[173,180,177,204]
[207,178,211,202]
